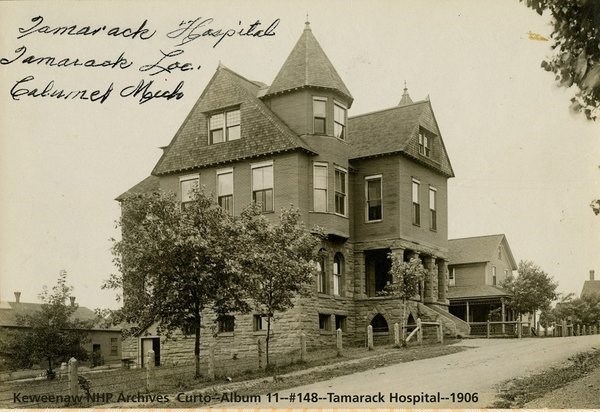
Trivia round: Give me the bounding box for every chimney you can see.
[14,291,21,303]
[591,270,596,281]
[69,296,76,307]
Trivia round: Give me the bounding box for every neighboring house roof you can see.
[448,285,510,300]
[0,301,120,331]
[448,234,517,269]
[152,64,316,176]
[347,100,454,177]
[264,22,353,103]
[581,280,600,297]
[115,175,160,202]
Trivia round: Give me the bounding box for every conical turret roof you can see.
[264,22,353,104]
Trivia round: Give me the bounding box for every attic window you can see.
[418,130,431,157]
[209,109,240,144]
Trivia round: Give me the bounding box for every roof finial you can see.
[404,80,408,92]
[399,80,413,106]
[305,14,311,30]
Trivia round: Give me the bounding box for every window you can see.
[429,186,437,231]
[180,174,199,209]
[418,130,431,157]
[313,97,327,134]
[333,253,343,296]
[319,313,331,331]
[110,338,118,356]
[253,314,268,331]
[317,249,327,293]
[334,102,346,139]
[217,169,233,214]
[412,179,421,226]
[366,175,382,221]
[335,315,347,332]
[217,315,235,333]
[252,162,273,212]
[492,266,497,285]
[209,109,240,144]
[449,267,456,286]
[334,168,347,216]
[370,313,389,334]
[313,163,328,212]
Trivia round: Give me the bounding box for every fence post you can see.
[417,318,423,345]
[577,324,581,336]
[146,350,155,392]
[336,328,343,357]
[393,323,401,348]
[207,345,215,380]
[544,325,548,337]
[583,325,587,335]
[367,325,374,350]
[486,320,490,339]
[562,320,567,337]
[517,321,522,339]
[437,317,444,344]
[300,333,307,362]
[257,338,264,369]
[68,357,78,397]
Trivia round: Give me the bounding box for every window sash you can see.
[333,256,342,296]
[313,98,326,134]
[180,177,199,203]
[313,164,328,212]
[218,316,235,333]
[429,187,437,230]
[334,103,346,139]
[210,109,240,144]
[253,189,273,212]
[335,169,347,215]
[366,177,382,221]
[252,165,273,191]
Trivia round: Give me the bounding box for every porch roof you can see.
[448,285,510,300]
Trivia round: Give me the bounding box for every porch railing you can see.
[468,321,530,338]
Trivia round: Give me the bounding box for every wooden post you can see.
[486,320,490,339]
[300,333,307,362]
[466,301,470,324]
[336,328,343,357]
[207,345,215,380]
[68,357,78,397]
[437,317,444,344]
[517,321,522,339]
[367,325,374,350]
[417,318,423,345]
[257,338,264,369]
[544,325,548,337]
[393,323,400,348]
[577,324,581,336]
[562,320,567,337]
[583,325,587,335]
[501,298,506,335]
[146,350,155,391]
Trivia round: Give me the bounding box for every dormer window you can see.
[418,130,431,157]
[334,102,346,139]
[209,109,240,144]
[313,97,327,134]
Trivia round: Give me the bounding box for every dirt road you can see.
[244,335,600,408]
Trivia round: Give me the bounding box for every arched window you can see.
[317,248,327,293]
[333,253,344,296]
[370,313,389,333]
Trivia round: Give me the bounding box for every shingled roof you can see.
[264,22,353,103]
[115,175,160,201]
[581,280,600,297]
[449,234,517,269]
[348,100,454,177]
[152,65,315,176]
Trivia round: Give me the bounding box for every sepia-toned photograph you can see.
[0,0,599,408]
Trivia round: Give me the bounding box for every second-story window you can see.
[217,169,233,214]
[209,109,240,144]
[429,186,437,231]
[418,130,431,157]
[313,97,327,134]
[412,179,421,226]
[180,174,199,209]
[492,266,497,285]
[334,102,346,139]
[313,163,328,212]
[365,175,382,222]
[252,162,273,212]
[335,168,347,216]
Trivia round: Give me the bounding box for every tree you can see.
[501,260,558,328]
[106,190,252,378]
[523,0,600,120]
[0,271,90,378]
[379,254,428,347]
[239,204,322,368]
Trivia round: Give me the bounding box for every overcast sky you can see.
[0,0,598,309]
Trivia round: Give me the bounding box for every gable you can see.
[348,100,453,177]
[449,234,506,265]
[152,66,315,176]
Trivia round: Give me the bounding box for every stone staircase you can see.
[415,302,471,337]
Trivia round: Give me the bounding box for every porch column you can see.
[390,247,405,263]
[501,297,506,334]
[423,256,435,304]
[355,250,365,297]
[406,251,421,301]
[466,301,470,323]
[437,259,449,303]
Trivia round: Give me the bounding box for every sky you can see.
[0,0,598,310]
